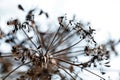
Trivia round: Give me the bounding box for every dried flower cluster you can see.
[0,4,120,80]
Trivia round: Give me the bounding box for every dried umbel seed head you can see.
[0,4,119,80]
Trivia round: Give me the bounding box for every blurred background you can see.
[0,0,120,80]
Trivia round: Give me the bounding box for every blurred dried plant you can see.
[0,4,120,80]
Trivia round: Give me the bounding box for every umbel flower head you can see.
[0,4,119,80]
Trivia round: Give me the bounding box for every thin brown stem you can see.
[33,25,45,49]
[0,55,13,57]
[51,38,83,55]
[49,29,75,52]
[53,50,84,57]
[59,64,84,80]
[50,28,81,53]
[21,28,38,49]
[56,64,76,80]
[83,68,105,80]
[53,57,81,66]
[2,61,31,80]
[45,27,61,55]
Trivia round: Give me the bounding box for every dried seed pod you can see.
[45,13,49,18]
[58,16,64,24]
[39,10,43,15]
[18,4,24,11]
[69,65,73,72]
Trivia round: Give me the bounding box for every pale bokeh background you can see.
[0,0,120,80]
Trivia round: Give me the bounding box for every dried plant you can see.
[0,4,120,80]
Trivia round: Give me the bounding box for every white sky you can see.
[0,0,120,80]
